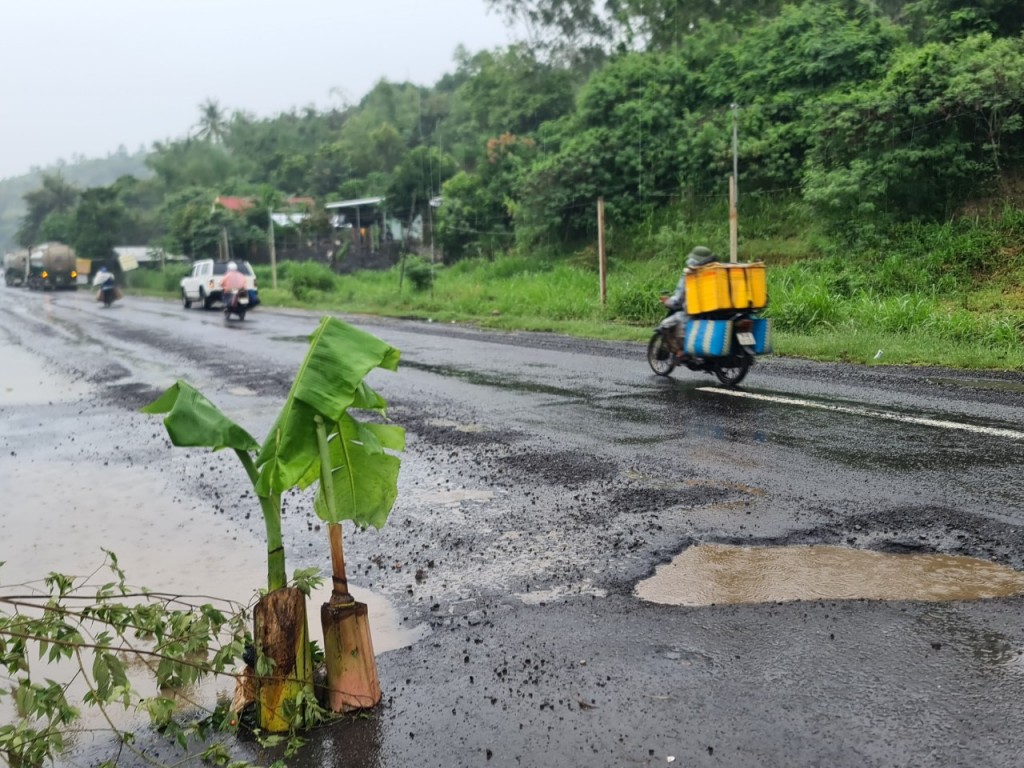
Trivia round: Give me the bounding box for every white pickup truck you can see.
[180,259,258,310]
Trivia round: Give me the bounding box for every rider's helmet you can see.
[226,261,238,271]
[686,246,717,269]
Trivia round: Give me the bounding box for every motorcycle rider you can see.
[93,265,115,289]
[221,261,248,308]
[660,246,718,361]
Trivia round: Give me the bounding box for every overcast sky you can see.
[0,0,521,180]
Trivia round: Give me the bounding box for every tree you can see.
[158,187,223,258]
[387,146,458,233]
[515,49,702,243]
[485,0,618,65]
[436,134,534,261]
[15,173,80,247]
[802,33,1024,226]
[146,139,238,190]
[443,45,577,169]
[71,188,126,262]
[194,98,229,144]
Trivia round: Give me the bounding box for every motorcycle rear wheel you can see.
[647,332,675,376]
[713,356,752,387]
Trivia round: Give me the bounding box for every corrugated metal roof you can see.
[325,196,385,209]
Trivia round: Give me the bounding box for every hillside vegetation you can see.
[8,0,1024,369]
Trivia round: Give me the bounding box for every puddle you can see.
[0,460,426,737]
[0,340,92,404]
[636,543,1024,606]
[228,386,258,396]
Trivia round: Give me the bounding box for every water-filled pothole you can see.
[0,460,427,735]
[636,543,1024,606]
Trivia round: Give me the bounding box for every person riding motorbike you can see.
[221,261,248,308]
[93,265,115,289]
[660,246,718,362]
[93,265,117,305]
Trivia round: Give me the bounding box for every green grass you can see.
[131,201,1024,372]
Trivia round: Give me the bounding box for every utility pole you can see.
[268,207,278,290]
[729,103,739,264]
[597,197,607,305]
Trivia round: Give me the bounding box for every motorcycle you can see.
[647,295,766,387]
[223,288,250,321]
[97,280,119,308]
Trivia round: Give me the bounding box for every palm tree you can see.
[193,98,228,144]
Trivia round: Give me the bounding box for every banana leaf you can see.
[313,414,405,529]
[141,380,259,452]
[255,316,400,498]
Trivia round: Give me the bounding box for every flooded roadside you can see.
[0,339,426,750]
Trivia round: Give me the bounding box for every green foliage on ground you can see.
[0,551,314,768]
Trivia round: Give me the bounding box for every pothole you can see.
[0,460,428,734]
[636,543,1024,606]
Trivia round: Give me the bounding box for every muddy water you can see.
[0,343,426,745]
[0,458,426,738]
[636,543,1024,606]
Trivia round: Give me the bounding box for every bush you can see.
[124,266,182,293]
[403,257,434,292]
[287,261,337,299]
[607,280,666,324]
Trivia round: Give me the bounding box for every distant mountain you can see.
[0,148,152,252]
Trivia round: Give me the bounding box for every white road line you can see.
[697,387,1024,441]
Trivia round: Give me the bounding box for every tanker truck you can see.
[27,242,78,290]
[3,249,29,287]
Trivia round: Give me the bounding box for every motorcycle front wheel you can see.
[647,332,675,376]
[713,356,752,387]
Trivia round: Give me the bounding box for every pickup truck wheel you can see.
[200,288,213,310]
[181,290,192,309]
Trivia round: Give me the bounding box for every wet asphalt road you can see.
[2,287,1024,767]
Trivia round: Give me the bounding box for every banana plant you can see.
[143,315,404,728]
[253,315,404,531]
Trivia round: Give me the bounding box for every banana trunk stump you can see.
[254,586,314,732]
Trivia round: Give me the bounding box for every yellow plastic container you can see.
[685,262,767,314]
[742,262,768,309]
[685,264,731,314]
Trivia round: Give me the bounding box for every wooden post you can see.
[729,175,738,264]
[597,197,607,305]
[268,208,278,290]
